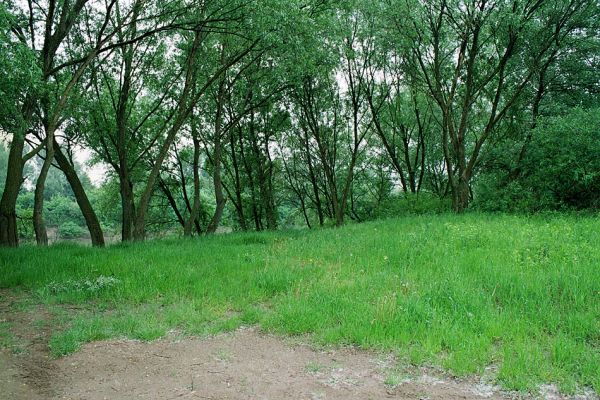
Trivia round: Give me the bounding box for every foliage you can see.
[46,196,85,227]
[373,193,451,218]
[475,108,600,212]
[1,0,599,245]
[57,221,87,239]
[15,197,34,240]
[0,3,40,136]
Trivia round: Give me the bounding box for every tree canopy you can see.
[0,0,598,246]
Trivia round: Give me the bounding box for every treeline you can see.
[0,0,598,247]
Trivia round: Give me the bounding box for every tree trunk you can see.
[159,180,186,227]
[453,174,470,213]
[0,135,26,247]
[265,184,277,230]
[205,47,232,234]
[53,140,105,246]
[206,138,226,234]
[304,146,324,226]
[132,33,256,240]
[264,188,277,229]
[206,69,227,234]
[337,153,358,227]
[402,134,417,193]
[118,165,135,241]
[264,137,277,230]
[0,95,37,247]
[33,124,57,246]
[229,128,247,231]
[184,135,202,236]
[299,195,311,229]
[239,123,262,231]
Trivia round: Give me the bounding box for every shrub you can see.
[58,221,87,239]
[475,107,600,212]
[373,192,451,219]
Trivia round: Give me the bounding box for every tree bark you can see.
[302,131,324,226]
[0,135,26,247]
[228,127,247,231]
[159,180,186,228]
[454,174,471,213]
[184,134,202,236]
[33,123,57,246]
[118,168,136,241]
[206,74,227,234]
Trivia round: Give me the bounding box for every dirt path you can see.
[50,327,511,400]
[0,291,595,400]
[0,291,56,400]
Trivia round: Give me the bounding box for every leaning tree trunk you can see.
[33,124,57,246]
[132,33,203,241]
[53,140,105,247]
[323,166,342,227]
[264,163,277,230]
[239,125,261,230]
[229,129,248,231]
[305,153,324,226]
[336,153,358,228]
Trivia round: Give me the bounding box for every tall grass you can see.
[1,214,598,394]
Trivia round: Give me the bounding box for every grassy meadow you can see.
[1,214,599,394]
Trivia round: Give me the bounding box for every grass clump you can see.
[0,319,14,349]
[0,214,599,394]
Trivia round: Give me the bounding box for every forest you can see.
[0,0,598,245]
[0,1,599,399]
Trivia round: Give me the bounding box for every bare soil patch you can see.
[51,327,510,400]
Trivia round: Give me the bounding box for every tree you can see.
[0,3,41,246]
[387,0,597,211]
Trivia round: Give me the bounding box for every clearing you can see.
[0,215,599,398]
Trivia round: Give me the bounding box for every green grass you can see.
[0,319,14,348]
[384,372,405,388]
[1,214,599,394]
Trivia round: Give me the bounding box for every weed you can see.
[305,361,324,374]
[384,373,403,388]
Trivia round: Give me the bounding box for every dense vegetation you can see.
[0,0,599,245]
[1,1,598,396]
[1,215,599,393]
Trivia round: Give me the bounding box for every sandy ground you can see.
[0,292,597,400]
[1,328,510,400]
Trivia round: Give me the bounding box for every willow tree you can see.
[0,0,106,247]
[1,0,178,246]
[386,0,597,211]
